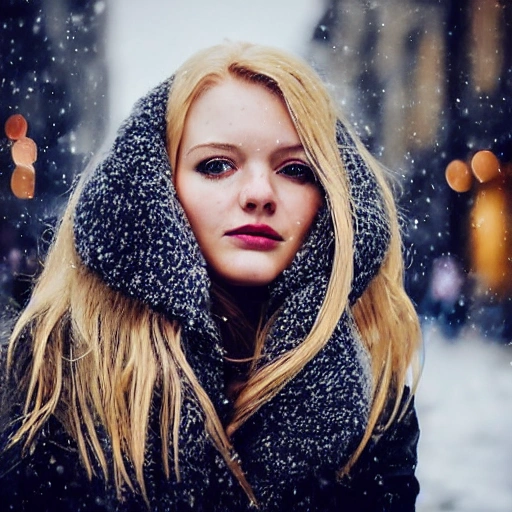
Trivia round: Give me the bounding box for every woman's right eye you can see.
[195,158,235,177]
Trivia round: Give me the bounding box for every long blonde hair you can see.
[5,41,421,505]
[167,40,422,465]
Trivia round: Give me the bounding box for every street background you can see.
[2,1,511,510]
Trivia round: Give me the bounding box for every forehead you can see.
[181,78,299,146]
[193,77,283,113]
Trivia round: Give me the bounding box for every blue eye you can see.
[278,163,316,183]
[196,158,235,177]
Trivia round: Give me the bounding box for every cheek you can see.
[176,178,206,231]
[176,179,227,245]
[180,196,210,237]
[291,189,323,233]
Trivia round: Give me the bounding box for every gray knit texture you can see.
[74,78,390,321]
[71,77,393,510]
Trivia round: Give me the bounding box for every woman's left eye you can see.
[277,163,316,183]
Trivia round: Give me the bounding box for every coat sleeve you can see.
[337,390,421,512]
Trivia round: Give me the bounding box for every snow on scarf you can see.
[72,77,392,510]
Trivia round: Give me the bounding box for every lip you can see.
[225,224,283,250]
[225,224,283,240]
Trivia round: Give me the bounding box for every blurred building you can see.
[309,0,512,339]
[0,0,108,311]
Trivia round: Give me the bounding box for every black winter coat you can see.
[0,78,420,511]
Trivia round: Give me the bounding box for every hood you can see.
[73,78,390,322]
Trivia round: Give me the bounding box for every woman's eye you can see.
[195,158,234,177]
[278,163,316,183]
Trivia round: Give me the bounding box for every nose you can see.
[239,168,276,214]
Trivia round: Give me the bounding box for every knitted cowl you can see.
[71,78,392,510]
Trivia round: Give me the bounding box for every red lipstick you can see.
[225,224,283,250]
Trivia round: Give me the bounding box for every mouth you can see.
[225,224,283,241]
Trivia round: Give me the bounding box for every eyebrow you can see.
[185,142,307,158]
[186,142,239,156]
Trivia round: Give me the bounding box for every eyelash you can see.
[277,162,316,183]
[195,158,235,179]
[194,158,316,184]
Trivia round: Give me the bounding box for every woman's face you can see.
[175,78,323,287]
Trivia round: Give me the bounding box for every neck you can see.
[210,280,270,402]
[210,279,269,360]
[211,277,269,324]
[222,283,268,325]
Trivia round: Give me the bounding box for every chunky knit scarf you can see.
[71,77,392,510]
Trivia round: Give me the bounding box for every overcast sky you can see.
[106,0,324,136]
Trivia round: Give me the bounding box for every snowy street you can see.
[416,325,512,511]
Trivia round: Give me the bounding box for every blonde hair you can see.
[5,41,421,506]
[167,40,422,464]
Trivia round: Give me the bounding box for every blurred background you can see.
[1,0,511,510]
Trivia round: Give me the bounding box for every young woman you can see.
[0,41,422,511]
